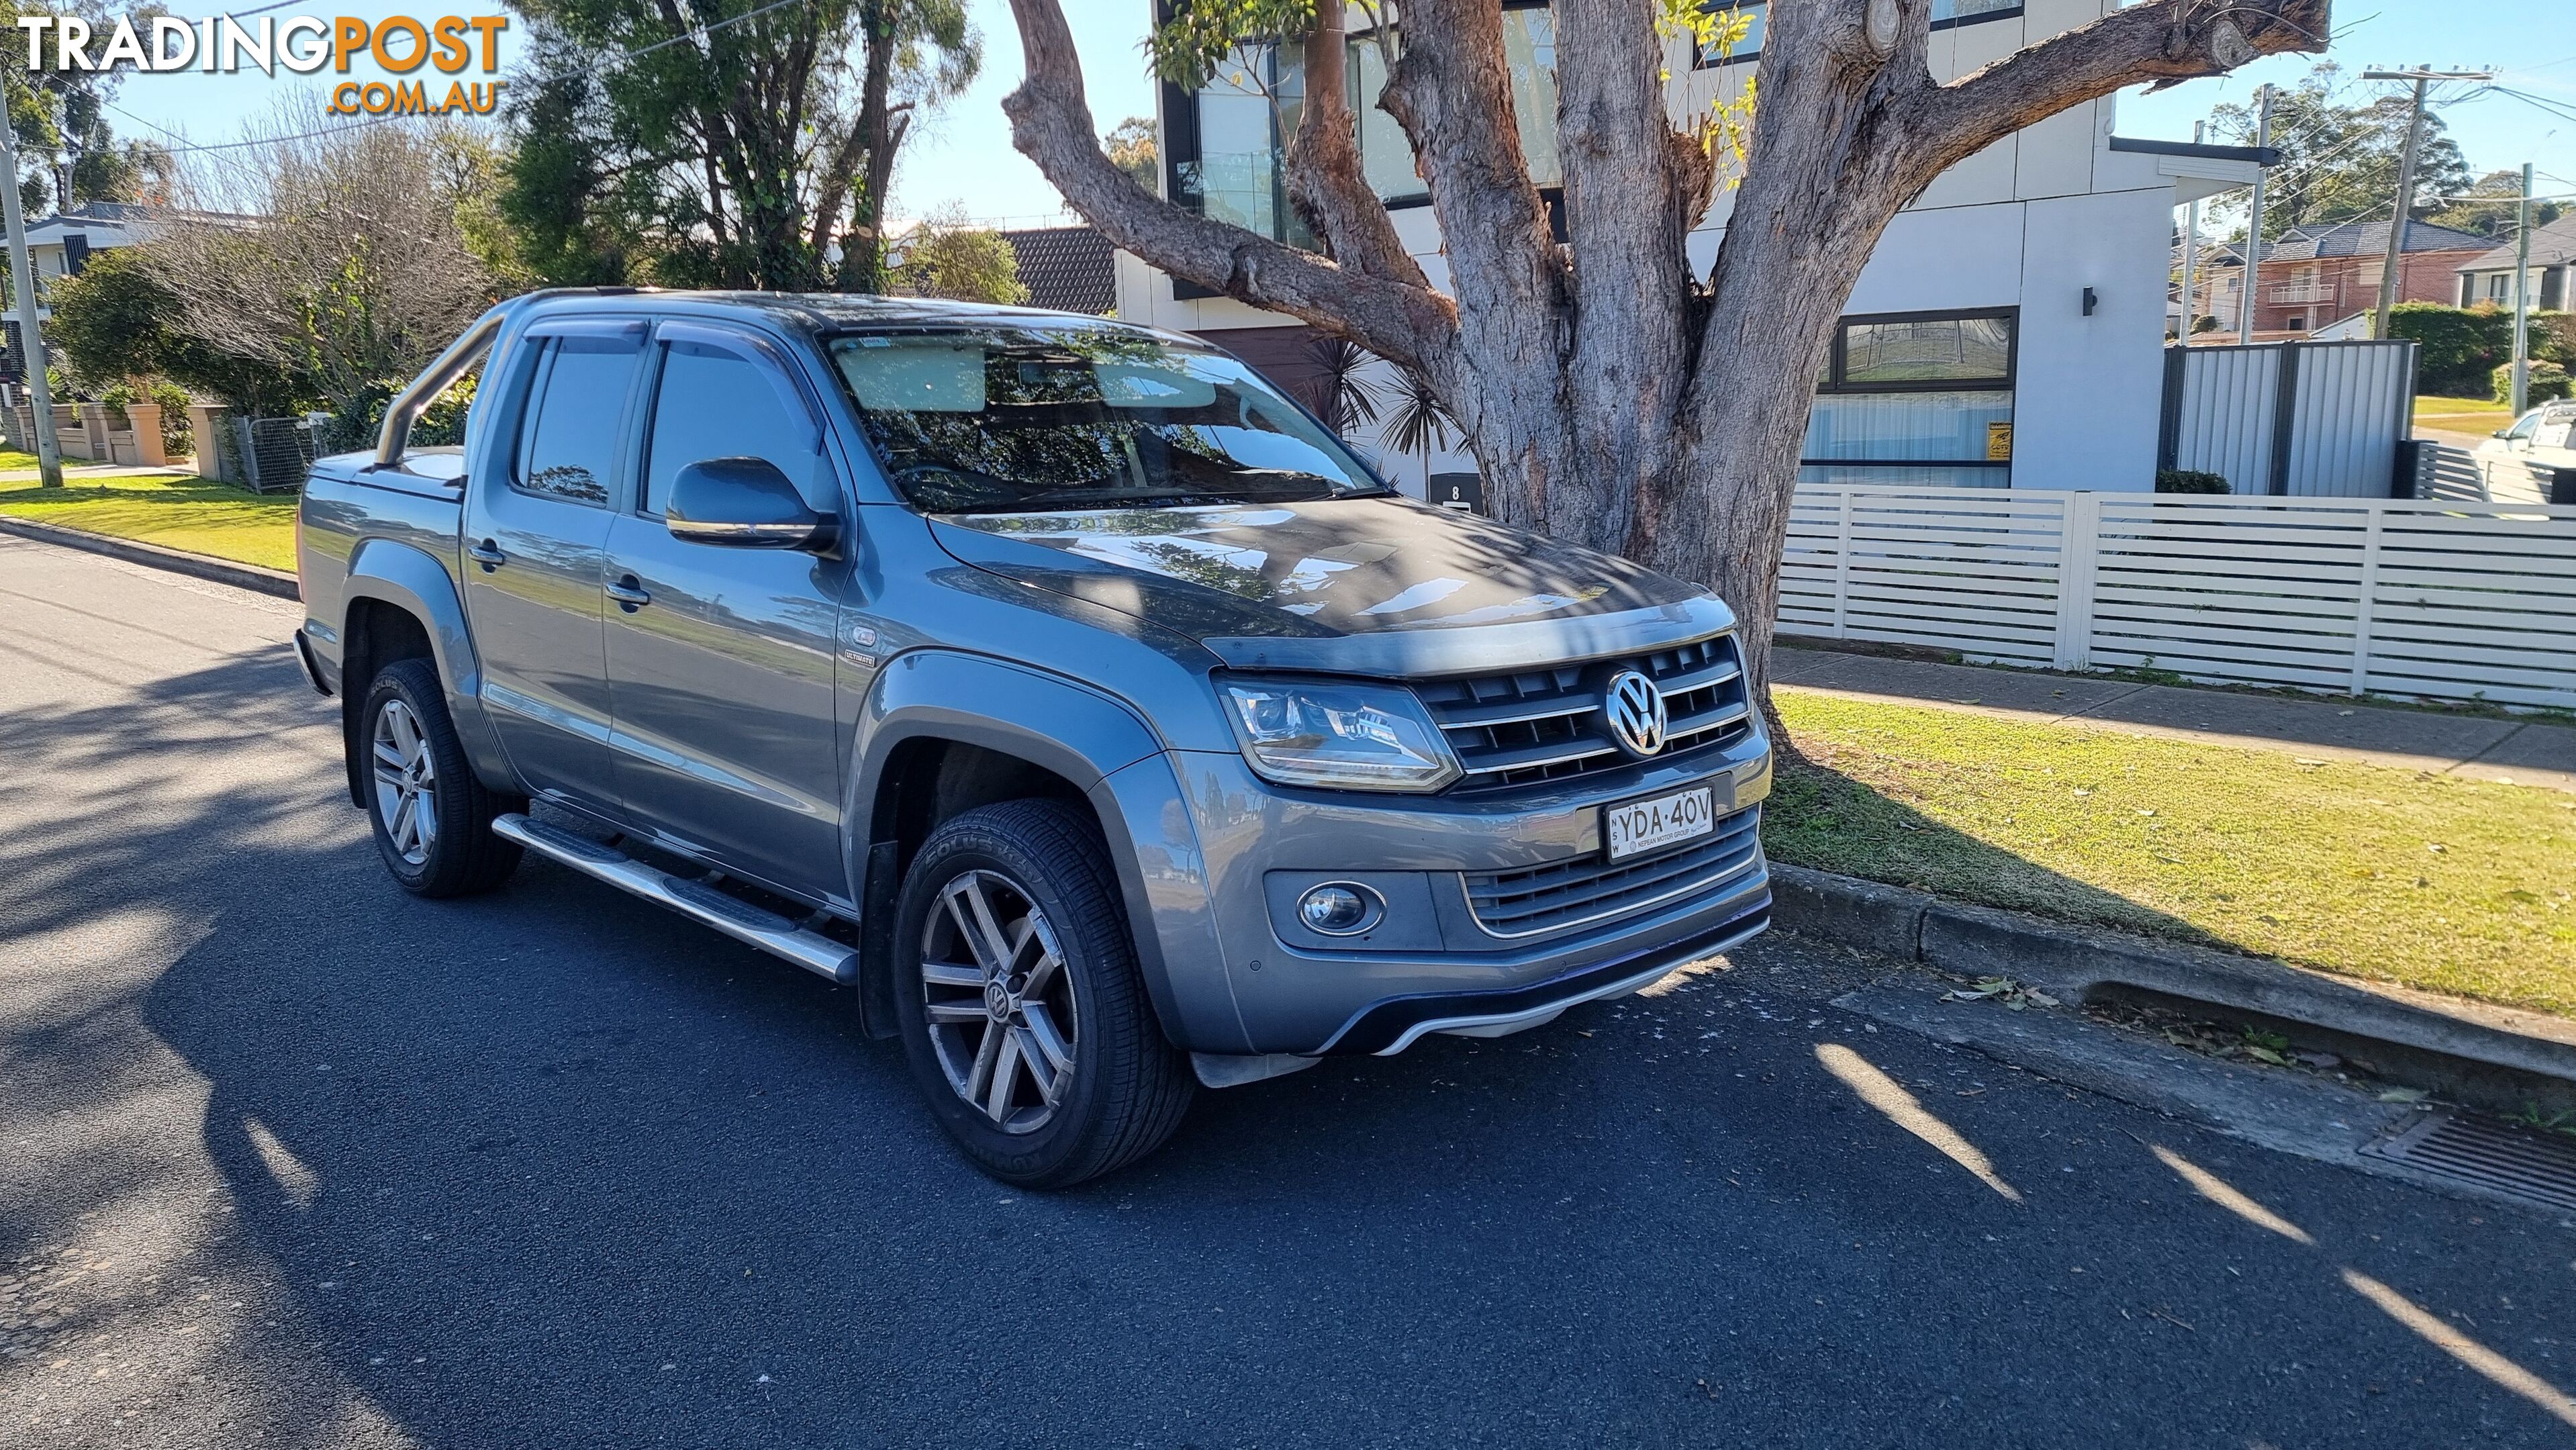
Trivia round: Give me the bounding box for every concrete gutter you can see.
[0,514,298,601]
[1771,862,2576,1114]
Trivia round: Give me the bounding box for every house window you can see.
[1800,309,2017,489]
[2488,273,2512,303]
[1170,42,1314,248]
[1349,5,1558,205]
[1696,0,2022,66]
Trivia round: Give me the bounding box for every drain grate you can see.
[2361,1111,2576,1212]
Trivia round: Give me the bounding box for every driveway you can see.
[3,534,2571,1447]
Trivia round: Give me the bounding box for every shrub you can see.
[2156,469,2230,494]
[2389,303,2514,396]
[150,381,193,458]
[2495,358,2574,405]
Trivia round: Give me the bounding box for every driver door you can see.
[602,322,853,902]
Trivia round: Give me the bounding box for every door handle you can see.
[467,539,506,571]
[606,575,652,612]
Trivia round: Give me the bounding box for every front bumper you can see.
[1317,891,1771,1054]
[1115,723,1774,1057]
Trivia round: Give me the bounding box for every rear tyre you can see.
[361,658,523,898]
[893,800,1196,1188]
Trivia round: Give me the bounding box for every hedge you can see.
[2495,359,2574,405]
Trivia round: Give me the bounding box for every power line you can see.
[2487,85,2576,130]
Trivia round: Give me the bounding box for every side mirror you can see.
[667,457,837,552]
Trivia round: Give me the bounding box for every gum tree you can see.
[998,0,2326,701]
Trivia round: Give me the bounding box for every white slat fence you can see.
[1782,484,2576,710]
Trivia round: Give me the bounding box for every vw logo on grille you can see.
[1604,669,1668,757]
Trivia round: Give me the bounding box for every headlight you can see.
[1219,678,1462,792]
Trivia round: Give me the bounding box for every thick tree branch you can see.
[812,0,899,254]
[1282,3,1427,292]
[1376,0,1558,333]
[1904,0,2328,184]
[1000,0,1456,375]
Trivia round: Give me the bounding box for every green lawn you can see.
[1767,689,2576,1017]
[2413,395,2514,436]
[0,471,297,572]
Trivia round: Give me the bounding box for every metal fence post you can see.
[2350,503,2386,696]
[2054,491,2101,671]
[1831,488,1854,640]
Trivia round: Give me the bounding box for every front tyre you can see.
[893,800,1195,1188]
[360,658,523,898]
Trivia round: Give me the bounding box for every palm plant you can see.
[1309,336,1384,437]
[1383,365,1454,489]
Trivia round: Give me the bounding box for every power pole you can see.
[0,80,61,487]
[2362,68,2493,341]
[2238,85,2273,346]
[2511,160,2534,416]
[2178,122,2205,342]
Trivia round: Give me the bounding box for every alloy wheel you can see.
[371,697,438,866]
[919,869,1078,1134]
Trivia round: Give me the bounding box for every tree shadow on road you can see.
[1762,756,2226,949]
[11,642,2567,1448]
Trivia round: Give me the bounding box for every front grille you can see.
[1416,633,1752,796]
[1463,805,1763,938]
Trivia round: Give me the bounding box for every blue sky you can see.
[103,0,2576,224]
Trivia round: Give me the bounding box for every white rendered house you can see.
[1114,0,2267,497]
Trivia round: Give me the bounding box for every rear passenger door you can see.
[459,320,646,812]
[601,322,851,902]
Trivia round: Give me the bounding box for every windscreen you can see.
[828,328,1387,513]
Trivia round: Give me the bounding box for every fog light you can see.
[1297,883,1380,936]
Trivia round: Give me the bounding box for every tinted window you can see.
[516,336,641,506]
[827,328,1385,514]
[643,341,826,516]
[1839,316,2013,387]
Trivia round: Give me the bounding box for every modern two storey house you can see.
[1114,0,2270,497]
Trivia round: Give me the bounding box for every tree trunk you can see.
[825,0,903,292]
[1002,0,2328,712]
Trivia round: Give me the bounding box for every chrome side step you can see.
[491,813,857,985]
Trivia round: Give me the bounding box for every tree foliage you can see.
[2210,63,2474,242]
[135,117,502,420]
[44,240,304,411]
[0,0,173,216]
[497,0,978,291]
[2425,169,2565,240]
[887,203,1028,303]
[1104,115,1159,193]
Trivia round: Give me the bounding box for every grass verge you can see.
[2413,395,2514,436]
[1766,689,2576,1017]
[0,471,295,573]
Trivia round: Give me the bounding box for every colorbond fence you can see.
[1781,484,2576,710]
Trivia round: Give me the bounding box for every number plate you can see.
[1603,785,1717,863]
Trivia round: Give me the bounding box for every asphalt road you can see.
[4,532,2573,1449]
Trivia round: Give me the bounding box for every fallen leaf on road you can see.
[2377,1088,2428,1104]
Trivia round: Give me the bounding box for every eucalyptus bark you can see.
[1002,0,2327,707]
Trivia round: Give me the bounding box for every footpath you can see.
[1772,645,2576,793]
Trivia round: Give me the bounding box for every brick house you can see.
[2186,218,2491,340]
